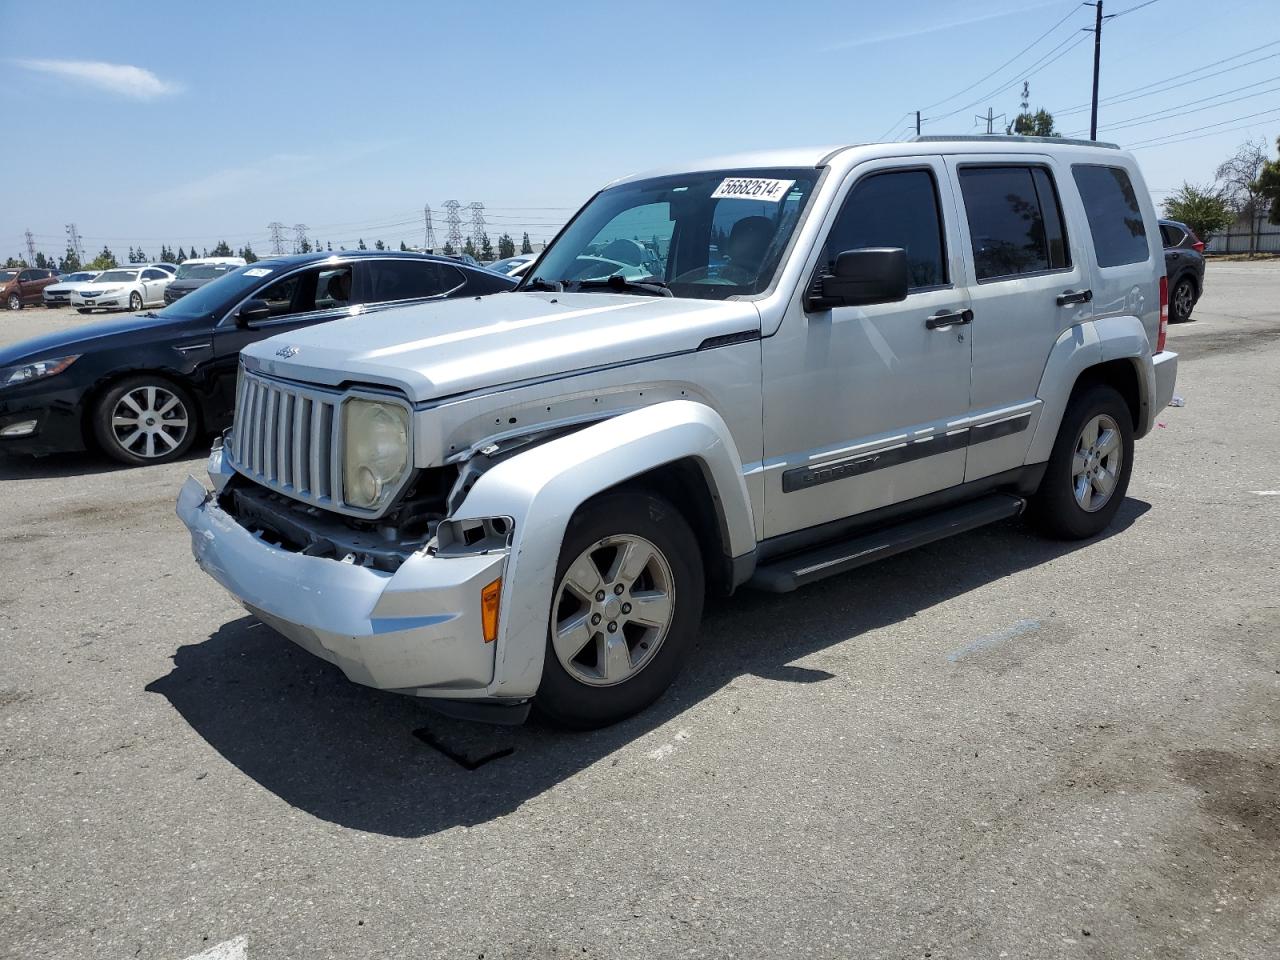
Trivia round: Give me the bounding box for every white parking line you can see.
[1249,490,1280,496]
[182,936,247,960]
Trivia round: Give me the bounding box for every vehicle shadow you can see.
[0,446,209,481]
[147,499,1151,838]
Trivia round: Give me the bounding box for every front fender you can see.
[1025,315,1156,464]
[452,399,754,699]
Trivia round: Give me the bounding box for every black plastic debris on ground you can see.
[413,726,515,770]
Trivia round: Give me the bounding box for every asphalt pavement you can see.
[2,262,1278,959]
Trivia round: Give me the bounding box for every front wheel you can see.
[1029,384,1134,540]
[6,293,19,311]
[129,291,143,312]
[535,491,704,729]
[92,375,198,465]
[76,308,92,314]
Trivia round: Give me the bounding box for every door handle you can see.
[1056,289,1092,306]
[925,309,973,330]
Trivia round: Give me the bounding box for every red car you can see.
[2,267,59,311]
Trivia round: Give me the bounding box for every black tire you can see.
[6,293,20,311]
[129,291,143,312]
[535,491,704,729]
[92,375,199,466]
[1030,384,1134,540]
[1170,276,1196,323]
[77,308,92,314]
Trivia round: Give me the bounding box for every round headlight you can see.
[342,399,409,509]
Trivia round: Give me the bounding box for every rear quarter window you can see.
[1072,165,1150,267]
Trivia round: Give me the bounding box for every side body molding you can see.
[451,399,755,699]
[1024,314,1156,465]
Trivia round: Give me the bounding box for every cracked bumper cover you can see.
[176,473,507,698]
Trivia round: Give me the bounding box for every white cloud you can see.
[15,59,181,99]
[824,2,1061,51]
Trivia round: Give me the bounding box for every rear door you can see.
[355,257,467,309]
[944,155,1089,482]
[141,268,169,304]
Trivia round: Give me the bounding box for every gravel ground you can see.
[2,262,1278,960]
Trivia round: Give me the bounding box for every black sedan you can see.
[0,251,515,465]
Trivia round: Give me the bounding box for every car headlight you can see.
[0,355,80,389]
[342,399,410,510]
[99,288,121,296]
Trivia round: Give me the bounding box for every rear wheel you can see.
[1170,277,1196,323]
[92,375,198,466]
[1030,384,1134,540]
[535,491,704,729]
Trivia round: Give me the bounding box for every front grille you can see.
[230,372,343,508]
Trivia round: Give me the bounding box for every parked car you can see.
[1159,218,1205,323]
[486,254,536,276]
[42,271,101,308]
[177,136,1178,729]
[0,251,516,464]
[70,266,173,313]
[149,262,179,274]
[2,267,59,310]
[164,257,248,304]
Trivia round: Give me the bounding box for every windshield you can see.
[66,272,96,282]
[526,168,818,300]
[0,270,17,282]
[97,270,139,283]
[176,262,236,280]
[153,261,283,320]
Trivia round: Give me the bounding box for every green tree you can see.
[211,240,234,256]
[1162,183,1234,244]
[88,245,118,270]
[239,244,259,263]
[34,252,47,269]
[357,238,368,250]
[399,240,409,251]
[1216,139,1269,257]
[442,240,456,256]
[479,232,494,261]
[462,237,478,259]
[60,246,81,272]
[374,239,386,251]
[298,237,313,253]
[1256,135,1280,225]
[498,233,515,259]
[520,231,532,255]
[176,246,187,262]
[1004,81,1057,137]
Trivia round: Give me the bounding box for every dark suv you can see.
[2,268,58,310]
[1159,219,1206,323]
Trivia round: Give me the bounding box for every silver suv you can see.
[178,136,1178,728]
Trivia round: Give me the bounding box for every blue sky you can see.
[2,0,1276,260]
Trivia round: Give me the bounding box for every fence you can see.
[1205,216,1280,255]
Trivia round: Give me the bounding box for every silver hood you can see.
[242,291,761,403]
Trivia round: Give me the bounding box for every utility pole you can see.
[443,200,463,252]
[915,111,921,136]
[423,204,436,252]
[267,222,287,256]
[1088,1,1110,140]
[468,202,486,247]
[65,223,84,264]
[292,223,309,254]
[24,230,37,266]
[975,107,1005,134]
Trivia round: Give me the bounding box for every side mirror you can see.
[808,247,909,310]
[236,299,272,328]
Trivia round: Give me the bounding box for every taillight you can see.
[1157,275,1168,353]
[1192,238,1205,253]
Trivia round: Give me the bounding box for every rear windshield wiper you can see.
[523,276,563,292]
[572,275,672,297]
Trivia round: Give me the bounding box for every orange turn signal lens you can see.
[481,578,502,643]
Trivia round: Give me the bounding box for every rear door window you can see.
[364,259,465,303]
[1072,165,1150,267]
[958,165,1071,281]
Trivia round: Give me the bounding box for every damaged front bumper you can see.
[176,455,513,703]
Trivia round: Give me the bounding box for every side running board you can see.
[747,493,1025,593]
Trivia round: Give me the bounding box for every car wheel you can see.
[92,375,198,466]
[6,293,20,310]
[1170,277,1196,323]
[1030,384,1134,540]
[76,308,92,314]
[129,291,143,312]
[535,491,704,729]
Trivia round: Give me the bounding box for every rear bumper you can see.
[1152,350,1177,413]
[176,468,509,698]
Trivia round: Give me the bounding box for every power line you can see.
[1063,74,1280,128]
[1108,0,1161,16]
[1068,83,1280,136]
[929,31,1090,124]
[1123,105,1280,148]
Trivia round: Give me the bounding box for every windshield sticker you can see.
[243,267,273,277]
[711,177,796,203]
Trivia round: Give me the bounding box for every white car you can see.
[42,271,101,307]
[71,266,173,313]
[486,254,536,276]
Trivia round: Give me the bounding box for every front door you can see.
[760,157,973,539]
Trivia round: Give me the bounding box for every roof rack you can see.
[911,134,1120,149]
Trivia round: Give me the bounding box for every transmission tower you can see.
[292,223,310,253]
[423,205,436,252]
[975,107,1006,134]
[268,222,287,256]
[65,223,84,263]
[468,202,486,246]
[24,230,37,265]
[443,200,463,251]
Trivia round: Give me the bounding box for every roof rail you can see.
[911,134,1121,149]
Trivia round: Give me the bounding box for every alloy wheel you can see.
[1071,413,1123,513]
[551,534,675,687]
[1173,280,1193,320]
[130,292,143,311]
[6,294,19,310]
[109,385,190,460]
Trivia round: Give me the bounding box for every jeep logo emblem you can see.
[275,345,299,359]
